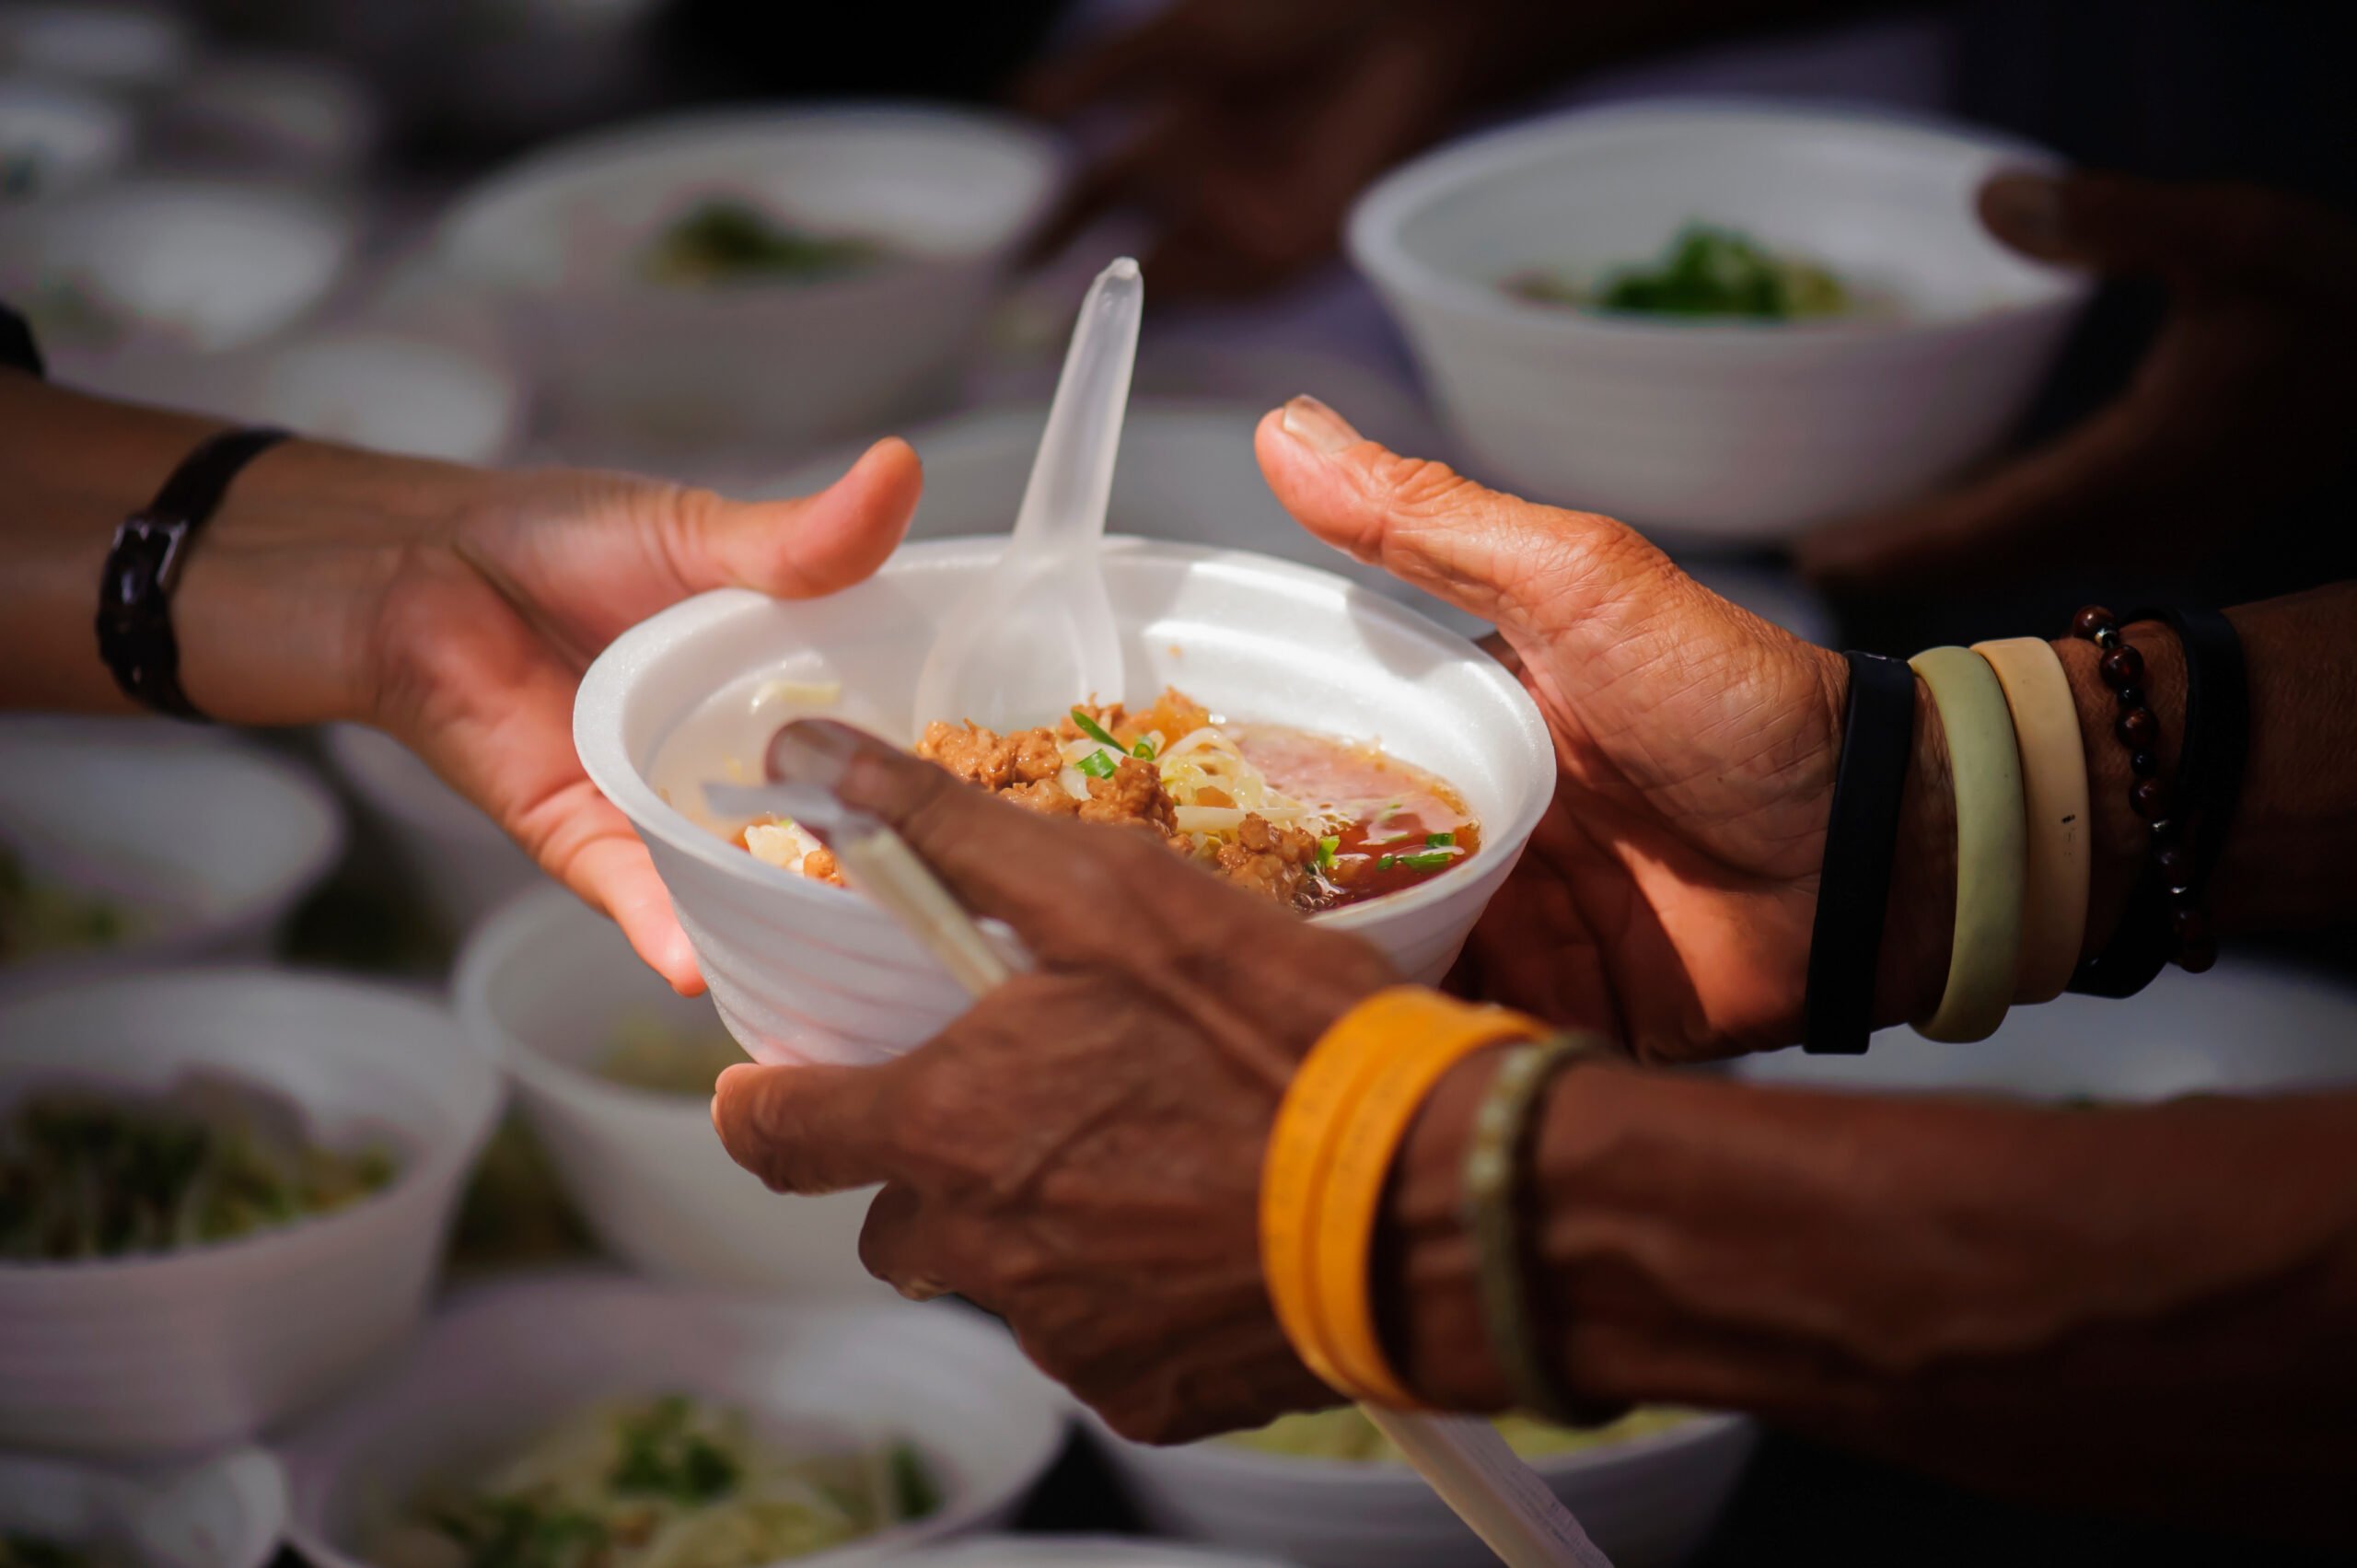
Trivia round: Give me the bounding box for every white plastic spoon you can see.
[908,256,1140,736]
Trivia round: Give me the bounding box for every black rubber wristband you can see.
[94,425,291,721]
[1803,651,1918,1054]
[2069,607,2247,997]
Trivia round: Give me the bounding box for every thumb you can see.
[712,1060,898,1194]
[1252,395,1680,649]
[672,436,923,601]
[1979,169,2309,292]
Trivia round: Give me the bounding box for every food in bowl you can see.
[641,200,885,289]
[0,842,138,962]
[597,1015,749,1096]
[1222,1407,1692,1464]
[0,1075,395,1260]
[373,1394,939,1568]
[735,690,1480,916]
[1506,222,1854,321]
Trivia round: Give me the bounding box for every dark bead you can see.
[2170,903,2212,946]
[2130,749,2160,777]
[2116,707,2158,749]
[2149,817,2180,843]
[2072,605,2116,640]
[2100,645,2145,686]
[2154,842,2193,884]
[2094,627,2122,650]
[2114,684,2145,711]
[2131,779,2170,819]
[2179,935,2219,973]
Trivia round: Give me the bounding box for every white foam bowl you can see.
[0,1447,285,1568]
[323,723,537,939]
[0,970,502,1457]
[0,724,344,991]
[575,538,1556,1067]
[1093,1413,1754,1568]
[0,75,134,201]
[431,104,1067,445]
[1736,957,2357,1103]
[1347,100,2096,543]
[0,3,190,95]
[899,1539,1287,1567]
[454,886,890,1298]
[283,1274,1067,1567]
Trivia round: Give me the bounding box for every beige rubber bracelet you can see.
[1909,645,2026,1043]
[1971,637,2092,1004]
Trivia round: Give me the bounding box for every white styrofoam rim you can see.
[434,100,1071,291]
[574,537,1556,938]
[1346,97,2097,352]
[0,968,501,1281]
[0,1446,287,1568]
[1086,1407,1753,1486]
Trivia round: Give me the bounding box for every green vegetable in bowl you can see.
[641,201,884,288]
[597,1015,749,1097]
[1510,222,1852,321]
[0,843,136,965]
[1222,1405,1691,1462]
[0,1082,395,1261]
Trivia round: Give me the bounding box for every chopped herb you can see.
[1425,831,1456,847]
[611,1394,741,1504]
[1399,850,1457,871]
[1075,749,1119,781]
[1070,709,1124,750]
[1317,836,1341,868]
[1132,738,1158,760]
[1376,854,1397,872]
[888,1442,941,1520]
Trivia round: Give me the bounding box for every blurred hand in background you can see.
[1800,171,2357,593]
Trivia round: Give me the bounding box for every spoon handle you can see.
[1011,256,1144,551]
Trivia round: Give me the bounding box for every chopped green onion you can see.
[1318,835,1341,868]
[1075,749,1119,781]
[1399,850,1456,871]
[1071,709,1124,751]
[1132,738,1157,760]
[1425,831,1456,847]
[1376,854,1397,872]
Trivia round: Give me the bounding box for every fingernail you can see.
[764,717,865,787]
[1280,395,1361,455]
[1980,170,2066,250]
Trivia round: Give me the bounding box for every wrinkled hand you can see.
[1799,171,2357,591]
[1258,397,1950,1061]
[359,442,921,990]
[711,721,1397,1442]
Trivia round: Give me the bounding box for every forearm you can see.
[0,373,477,724]
[1386,1063,2357,1532]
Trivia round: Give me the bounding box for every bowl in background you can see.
[897,1539,1288,1567]
[0,3,190,97]
[1736,957,2357,1103]
[0,75,133,202]
[150,51,377,181]
[431,104,1067,447]
[0,969,502,1457]
[0,1447,284,1568]
[454,885,889,1298]
[282,1273,1066,1568]
[0,724,343,989]
[1349,100,2094,544]
[1091,1411,1755,1568]
[322,723,537,941]
[575,538,1557,1067]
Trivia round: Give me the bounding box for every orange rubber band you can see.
[1262,987,1544,1403]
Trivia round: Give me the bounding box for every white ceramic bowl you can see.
[895,1539,1287,1567]
[0,724,344,990]
[0,3,190,95]
[0,970,502,1457]
[432,104,1067,445]
[1093,1412,1755,1568]
[0,75,133,201]
[575,538,1556,1067]
[323,723,537,939]
[454,886,890,1297]
[1736,957,2357,1103]
[152,52,377,180]
[283,1273,1067,1566]
[1348,100,2096,543]
[0,1447,285,1568]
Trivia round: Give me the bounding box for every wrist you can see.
[2054,624,2186,960]
[1876,675,1957,1028]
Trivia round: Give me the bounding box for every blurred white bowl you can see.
[1348,100,2095,544]
[0,725,343,990]
[323,723,536,939]
[0,1447,284,1568]
[0,970,502,1457]
[283,1274,1066,1566]
[454,885,890,1298]
[575,538,1556,1067]
[1092,1412,1755,1568]
[432,104,1068,446]
[152,52,377,180]
[0,75,133,202]
[1736,957,2357,1103]
[897,1539,1287,1567]
[0,3,189,95]
[0,178,352,370]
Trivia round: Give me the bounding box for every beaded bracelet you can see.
[2067,606,2217,977]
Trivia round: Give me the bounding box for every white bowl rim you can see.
[0,1444,288,1568]
[1089,1406,1753,1485]
[433,98,1072,290]
[574,535,1556,939]
[452,883,725,1122]
[0,966,500,1281]
[1347,95,2097,350]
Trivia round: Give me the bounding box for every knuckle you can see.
[1365,453,1478,520]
